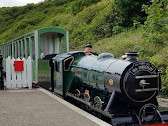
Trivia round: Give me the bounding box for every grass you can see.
[90,28,142,58]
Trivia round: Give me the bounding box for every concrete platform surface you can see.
[0,88,111,126]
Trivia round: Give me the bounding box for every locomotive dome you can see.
[97,53,114,60]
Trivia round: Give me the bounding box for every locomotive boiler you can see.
[51,51,168,125]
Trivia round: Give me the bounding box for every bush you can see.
[113,26,124,34]
[94,5,124,38]
[150,47,168,68]
[162,83,168,96]
[142,0,168,44]
[143,33,164,44]
[161,68,168,96]
[114,0,150,26]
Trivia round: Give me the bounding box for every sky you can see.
[0,0,44,7]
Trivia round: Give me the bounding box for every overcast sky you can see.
[0,0,44,7]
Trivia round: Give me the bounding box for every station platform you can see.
[0,88,111,126]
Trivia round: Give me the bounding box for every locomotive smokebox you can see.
[125,52,139,62]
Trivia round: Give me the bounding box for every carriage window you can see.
[55,62,61,72]
[23,40,25,57]
[15,42,18,58]
[8,45,9,57]
[32,36,35,60]
[27,38,29,57]
[64,57,74,71]
[40,32,66,57]
[54,37,62,54]
[18,41,21,58]
[5,45,7,58]
[10,44,12,57]
[7,45,9,58]
[13,43,15,58]
[8,45,10,57]
[3,46,5,58]
[5,46,7,58]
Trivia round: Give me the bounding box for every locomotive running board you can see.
[66,92,112,118]
[135,75,158,79]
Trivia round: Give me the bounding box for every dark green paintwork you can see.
[53,52,114,102]
[38,59,51,90]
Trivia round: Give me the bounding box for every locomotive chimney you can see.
[124,52,139,62]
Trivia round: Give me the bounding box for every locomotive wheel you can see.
[74,89,80,97]
[139,103,158,123]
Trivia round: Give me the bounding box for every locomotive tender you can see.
[51,51,168,125]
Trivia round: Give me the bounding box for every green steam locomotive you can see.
[48,51,168,125]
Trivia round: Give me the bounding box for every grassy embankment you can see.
[0,0,168,96]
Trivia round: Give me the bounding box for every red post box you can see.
[14,61,24,71]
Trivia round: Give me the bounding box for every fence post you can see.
[22,57,27,88]
[6,56,11,88]
[27,56,32,89]
[11,58,16,88]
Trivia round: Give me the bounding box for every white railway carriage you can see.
[0,27,69,86]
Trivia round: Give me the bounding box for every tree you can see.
[143,0,168,44]
[115,0,150,26]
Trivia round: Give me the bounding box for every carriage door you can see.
[55,61,63,95]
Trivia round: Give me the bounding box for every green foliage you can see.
[113,26,124,34]
[95,6,124,38]
[68,0,101,15]
[114,0,150,26]
[161,67,168,96]
[150,48,168,68]
[150,47,168,96]
[143,0,168,33]
[141,1,168,93]
[0,0,168,97]
[133,20,141,29]
[62,1,124,48]
[162,83,168,96]
[142,0,168,44]
[143,33,164,44]
[92,28,142,57]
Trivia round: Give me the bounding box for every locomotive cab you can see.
[52,51,84,97]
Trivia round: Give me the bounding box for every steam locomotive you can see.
[43,51,168,125]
